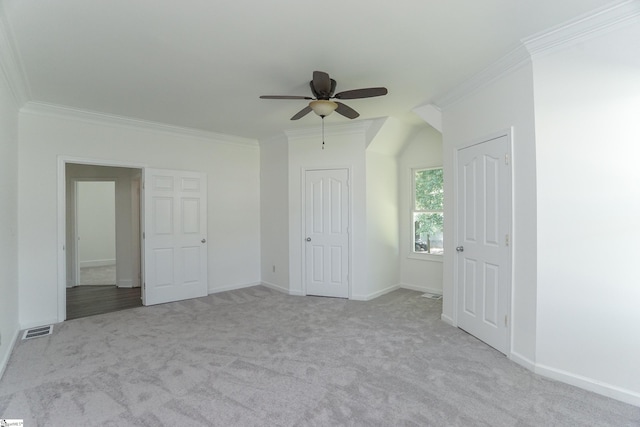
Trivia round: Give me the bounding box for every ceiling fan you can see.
[260,71,388,120]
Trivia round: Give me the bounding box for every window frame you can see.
[409,166,444,262]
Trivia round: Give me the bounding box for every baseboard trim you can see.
[208,282,261,294]
[399,283,443,295]
[535,363,640,407]
[117,279,133,288]
[351,284,400,301]
[0,328,19,382]
[261,281,291,295]
[441,313,454,326]
[509,351,536,371]
[80,259,116,268]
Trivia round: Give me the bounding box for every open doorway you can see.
[76,180,116,286]
[65,163,143,320]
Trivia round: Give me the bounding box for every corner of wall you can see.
[0,329,20,382]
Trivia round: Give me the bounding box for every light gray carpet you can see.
[1,287,638,426]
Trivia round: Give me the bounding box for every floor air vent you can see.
[22,325,53,340]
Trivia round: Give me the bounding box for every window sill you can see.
[407,252,444,263]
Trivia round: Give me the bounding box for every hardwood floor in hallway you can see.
[66,285,142,320]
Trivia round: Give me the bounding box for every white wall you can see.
[287,123,369,299]
[0,27,21,377]
[532,20,640,403]
[365,150,399,296]
[398,127,444,294]
[17,105,261,328]
[77,181,116,267]
[259,134,290,292]
[440,61,538,365]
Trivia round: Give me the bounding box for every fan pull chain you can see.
[321,116,325,149]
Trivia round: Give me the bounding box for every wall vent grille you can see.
[22,325,53,340]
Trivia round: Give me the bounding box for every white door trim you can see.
[57,156,147,322]
[301,167,352,299]
[452,129,513,354]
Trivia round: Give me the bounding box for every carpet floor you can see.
[1,286,638,426]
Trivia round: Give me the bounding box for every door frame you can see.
[452,129,514,354]
[301,166,352,299]
[57,156,147,322]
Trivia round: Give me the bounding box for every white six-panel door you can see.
[304,169,350,298]
[143,168,208,306]
[456,135,511,354]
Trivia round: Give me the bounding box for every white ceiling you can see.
[1,0,616,140]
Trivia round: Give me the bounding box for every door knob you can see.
[456,246,464,252]
[201,239,206,243]
[306,237,311,242]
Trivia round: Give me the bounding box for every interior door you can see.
[304,169,350,298]
[143,168,208,305]
[456,135,511,354]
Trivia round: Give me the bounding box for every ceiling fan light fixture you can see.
[309,100,338,117]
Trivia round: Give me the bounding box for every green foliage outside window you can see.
[414,168,443,254]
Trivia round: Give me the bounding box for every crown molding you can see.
[0,6,31,107]
[20,101,259,147]
[523,0,640,58]
[432,0,640,110]
[431,44,532,110]
[284,119,374,140]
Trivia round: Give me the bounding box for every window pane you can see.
[415,169,443,211]
[413,212,444,255]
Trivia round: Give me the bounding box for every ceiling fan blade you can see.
[335,102,359,119]
[334,87,388,100]
[260,95,313,100]
[291,106,312,120]
[312,71,332,98]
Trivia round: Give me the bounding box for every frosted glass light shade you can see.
[309,100,338,117]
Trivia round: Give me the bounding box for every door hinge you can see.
[505,234,510,246]
[505,153,510,165]
[504,315,508,327]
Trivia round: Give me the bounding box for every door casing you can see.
[57,156,146,322]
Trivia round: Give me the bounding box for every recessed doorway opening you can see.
[65,163,143,320]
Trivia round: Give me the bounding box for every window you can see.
[412,167,443,255]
